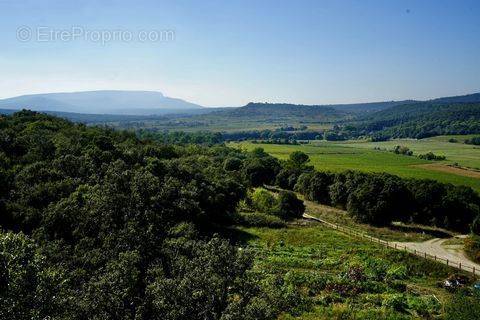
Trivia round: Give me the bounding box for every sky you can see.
[0,0,479,107]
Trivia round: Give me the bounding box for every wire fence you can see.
[303,213,480,277]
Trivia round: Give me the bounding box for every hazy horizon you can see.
[1,0,480,107]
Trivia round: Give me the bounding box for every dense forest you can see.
[1,111,480,319]
[0,110,300,319]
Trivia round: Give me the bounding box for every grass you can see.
[239,223,460,319]
[231,137,480,192]
[337,135,480,170]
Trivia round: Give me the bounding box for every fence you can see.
[303,213,480,277]
[263,185,479,276]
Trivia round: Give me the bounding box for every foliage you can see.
[274,191,305,220]
[418,152,446,161]
[393,145,413,156]
[290,169,479,231]
[251,188,277,214]
[237,212,286,228]
[243,148,281,187]
[0,111,291,319]
[464,235,480,263]
[249,188,305,221]
[465,136,480,145]
[288,151,310,167]
[348,102,480,139]
[445,292,480,320]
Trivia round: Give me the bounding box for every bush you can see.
[238,212,286,228]
[274,191,305,220]
[251,188,277,214]
[465,136,480,145]
[418,152,446,161]
[393,145,413,156]
[464,235,480,263]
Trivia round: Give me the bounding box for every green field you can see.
[239,223,455,319]
[231,136,480,192]
[338,135,480,169]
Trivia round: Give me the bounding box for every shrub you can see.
[274,191,305,220]
[418,152,446,161]
[464,235,480,262]
[251,188,277,214]
[393,145,413,156]
[465,136,480,145]
[238,212,286,228]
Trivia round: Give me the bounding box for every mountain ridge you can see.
[0,90,204,115]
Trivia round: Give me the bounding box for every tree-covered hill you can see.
[0,110,291,319]
[332,103,480,140]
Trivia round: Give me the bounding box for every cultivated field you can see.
[337,135,480,170]
[232,137,480,192]
[239,223,455,319]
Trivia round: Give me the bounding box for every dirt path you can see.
[303,212,480,274]
[392,237,480,271]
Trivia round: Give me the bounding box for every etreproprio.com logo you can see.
[16,26,175,45]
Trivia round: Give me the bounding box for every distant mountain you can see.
[0,90,205,115]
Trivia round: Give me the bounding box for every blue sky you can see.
[0,0,479,106]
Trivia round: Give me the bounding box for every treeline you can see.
[137,128,325,144]
[0,110,307,319]
[273,152,480,232]
[465,136,480,145]
[138,129,224,144]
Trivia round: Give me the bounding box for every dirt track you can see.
[303,212,480,274]
[392,237,480,271]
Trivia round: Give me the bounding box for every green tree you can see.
[274,191,305,220]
